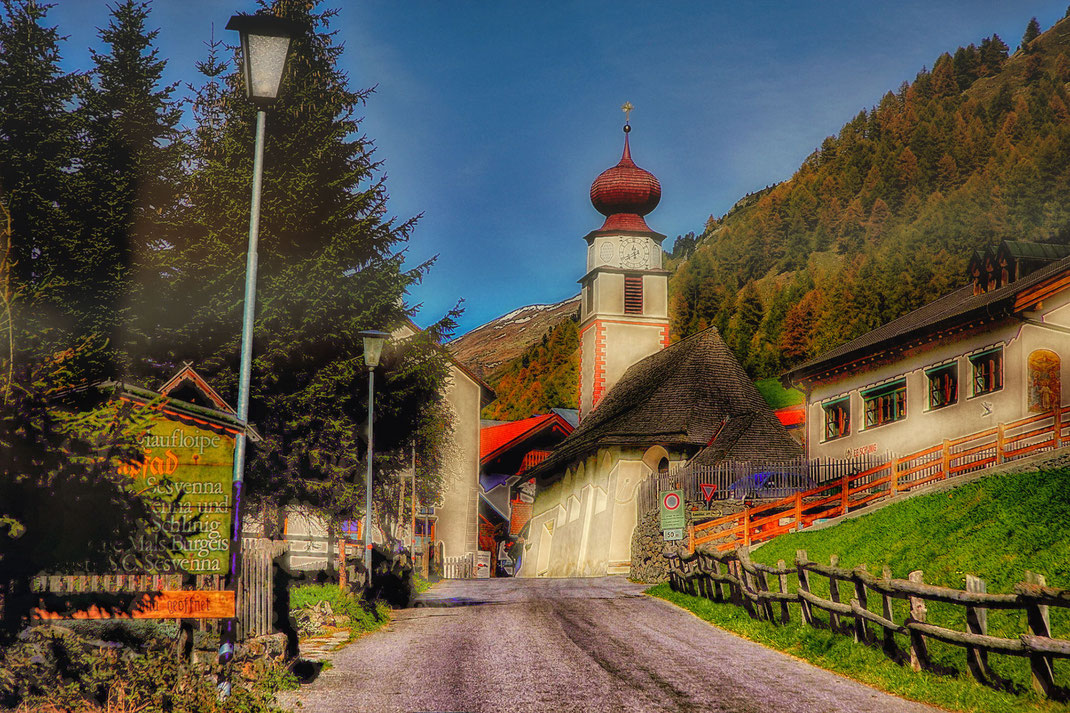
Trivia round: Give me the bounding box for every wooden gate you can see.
[238,537,285,639]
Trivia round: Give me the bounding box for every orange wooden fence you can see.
[690,405,1070,553]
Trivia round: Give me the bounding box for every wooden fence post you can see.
[1056,405,1063,448]
[964,574,991,684]
[853,564,869,644]
[777,559,790,624]
[908,570,930,672]
[711,558,724,602]
[728,558,743,607]
[796,550,813,627]
[941,439,951,480]
[881,565,896,656]
[1025,570,1056,698]
[840,473,849,515]
[755,568,774,621]
[794,491,803,532]
[828,554,841,631]
[742,510,751,548]
[996,423,1005,464]
[687,521,695,555]
[733,560,753,616]
[890,459,899,496]
[338,537,347,589]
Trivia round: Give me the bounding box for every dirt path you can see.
[283,577,940,713]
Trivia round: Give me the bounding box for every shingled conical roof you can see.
[529,327,800,481]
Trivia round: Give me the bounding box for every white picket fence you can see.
[443,555,473,579]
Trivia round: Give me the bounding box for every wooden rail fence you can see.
[666,546,1070,698]
[689,405,1070,553]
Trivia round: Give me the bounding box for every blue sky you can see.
[50,1,1070,337]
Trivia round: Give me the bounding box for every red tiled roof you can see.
[510,499,533,536]
[775,404,805,428]
[480,413,573,464]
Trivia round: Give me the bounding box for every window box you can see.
[970,347,1003,396]
[863,379,906,428]
[823,397,850,441]
[926,363,958,410]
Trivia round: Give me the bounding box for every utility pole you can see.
[411,442,417,552]
[397,471,404,542]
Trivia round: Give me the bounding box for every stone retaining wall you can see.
[629,500,745,583]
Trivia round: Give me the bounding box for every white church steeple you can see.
[578,110,670,419]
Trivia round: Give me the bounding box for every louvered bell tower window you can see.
[624,275,643,314]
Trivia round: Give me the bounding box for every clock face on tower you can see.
[620,237,649,269]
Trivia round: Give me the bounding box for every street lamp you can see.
[359,330,389,575]
[218,12,299,699]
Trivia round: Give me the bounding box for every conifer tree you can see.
[978,35,1009,75]
[1023,17,1042,50]
[0,0,81,363]
[168,0,454,516]
[75,0,185,378]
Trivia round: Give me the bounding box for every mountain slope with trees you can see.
[671,12,1070,378]
[480,314,579,421]
[463,12,1070,421]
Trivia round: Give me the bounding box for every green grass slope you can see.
[755,377,804,409]
[752,466,1070,697]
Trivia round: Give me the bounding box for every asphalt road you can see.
[285,577,940,713]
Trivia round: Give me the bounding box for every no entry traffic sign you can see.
[659,489,685,530]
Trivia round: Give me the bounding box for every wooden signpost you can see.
[35,373,244,621]
[32,590,235,620]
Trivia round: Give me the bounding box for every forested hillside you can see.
[468,11,1070,420]
[481,316,578,420]
[671,12,1070,377]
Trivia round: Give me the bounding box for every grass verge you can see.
[290,584,391,640]
[647,582,1066,713]
[412,572,433,594]
[752,467,1070,692]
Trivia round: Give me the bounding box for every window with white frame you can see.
[970,347,1003,396]
[926,363,958,409]
[863,378,906,428]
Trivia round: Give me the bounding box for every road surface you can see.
[284,576,939,713]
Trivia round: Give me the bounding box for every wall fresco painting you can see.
[1028,349,1061,413]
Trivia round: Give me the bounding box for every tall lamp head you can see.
[359,330,390,369]
[225,14,302,107]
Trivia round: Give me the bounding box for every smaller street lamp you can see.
[359,330,389,576]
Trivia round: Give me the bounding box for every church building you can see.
[521,119,800,577]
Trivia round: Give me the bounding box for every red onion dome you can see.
[590,126,661,233]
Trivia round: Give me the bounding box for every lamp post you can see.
[219,12,300,699]
[359,330,389,575]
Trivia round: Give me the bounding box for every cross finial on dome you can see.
[621,101,634,128]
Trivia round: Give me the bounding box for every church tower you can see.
[579,114,670,419]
